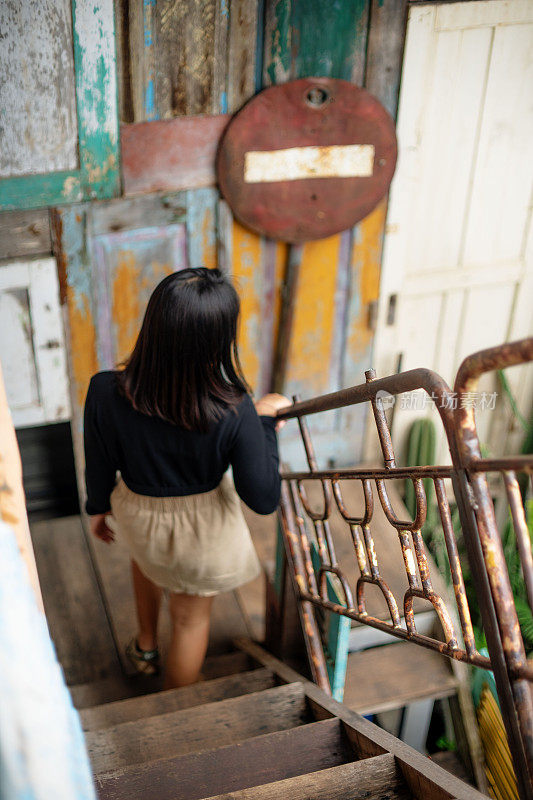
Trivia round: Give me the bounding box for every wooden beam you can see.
[121,114,229,196]
[0,209,51,260]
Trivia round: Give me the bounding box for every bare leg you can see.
[131,559,162,651]
[165,592,214,689]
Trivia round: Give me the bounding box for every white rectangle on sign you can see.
[244,144,375,183]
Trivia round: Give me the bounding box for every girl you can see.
[83,267,289,689]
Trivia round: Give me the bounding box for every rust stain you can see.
[288,234,340,390]
[112,250,142,364]
[50,209,68,305]
[66,286,98,408]
[231,219,262,389]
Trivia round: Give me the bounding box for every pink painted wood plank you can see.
[121,115,230,196]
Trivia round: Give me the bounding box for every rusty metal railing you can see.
[276,337,533,799]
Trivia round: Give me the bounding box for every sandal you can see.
[125,637,160,676]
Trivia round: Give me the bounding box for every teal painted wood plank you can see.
[290,0,369,81]
[310,544,350,701]
[273,520,350,701]
[93,223,189,366]
[72,0,121,199]
[264,0,292,85]
[56,203,94,320]
[0,0,79,179]
[0,0,120,210]
[264,0,369,85]
[54,203,103,406]
[0,171,83,211]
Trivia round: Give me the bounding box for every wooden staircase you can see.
[77,639,485,800]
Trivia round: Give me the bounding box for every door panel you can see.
[0,259,71,427]
[371,0,533,466]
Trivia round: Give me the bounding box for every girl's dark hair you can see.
[118,267,250,431]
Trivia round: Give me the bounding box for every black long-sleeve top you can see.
[83,371,281,516]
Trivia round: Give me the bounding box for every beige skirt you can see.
[109,473,261,596]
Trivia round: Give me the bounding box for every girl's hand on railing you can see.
[89,513,115,544]
[254,393,292,431]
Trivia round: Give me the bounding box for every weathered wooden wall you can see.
[81,0,407,470]
[0,0,78,178]
[1,0,408,482]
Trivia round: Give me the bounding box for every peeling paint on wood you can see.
[0,0,120,210]
[263,0,369,86]
[0,0,78,178]
[258,0,402,469]
[93,224,188,364]
[72,0,120,199]
[111,250,142,363]
[67,290,99,410]
[346,199,386,371]
[129,0,259,120]
[89,193,188,236]
[231,219,263,389]
[52,199,190,500]
[142,0,219,118]
[257,238,287,395]
[186,188,218,269]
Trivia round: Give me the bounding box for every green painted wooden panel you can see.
[0,172,83,211]
[264,0,369,85]
[310,544,350,702]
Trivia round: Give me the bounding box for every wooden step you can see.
[80,668,276,731]
[200,650,254,680]
[69,674,161,710]
[343,641,458,716]
[200,753,412,800]
[96,717,356,800]
[88,682,310,774]
[70,650,254,709]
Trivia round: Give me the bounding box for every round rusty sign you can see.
[216,78,397,244]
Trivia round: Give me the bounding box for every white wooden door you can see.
[0,258,71,427]
[369,0,533,465]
